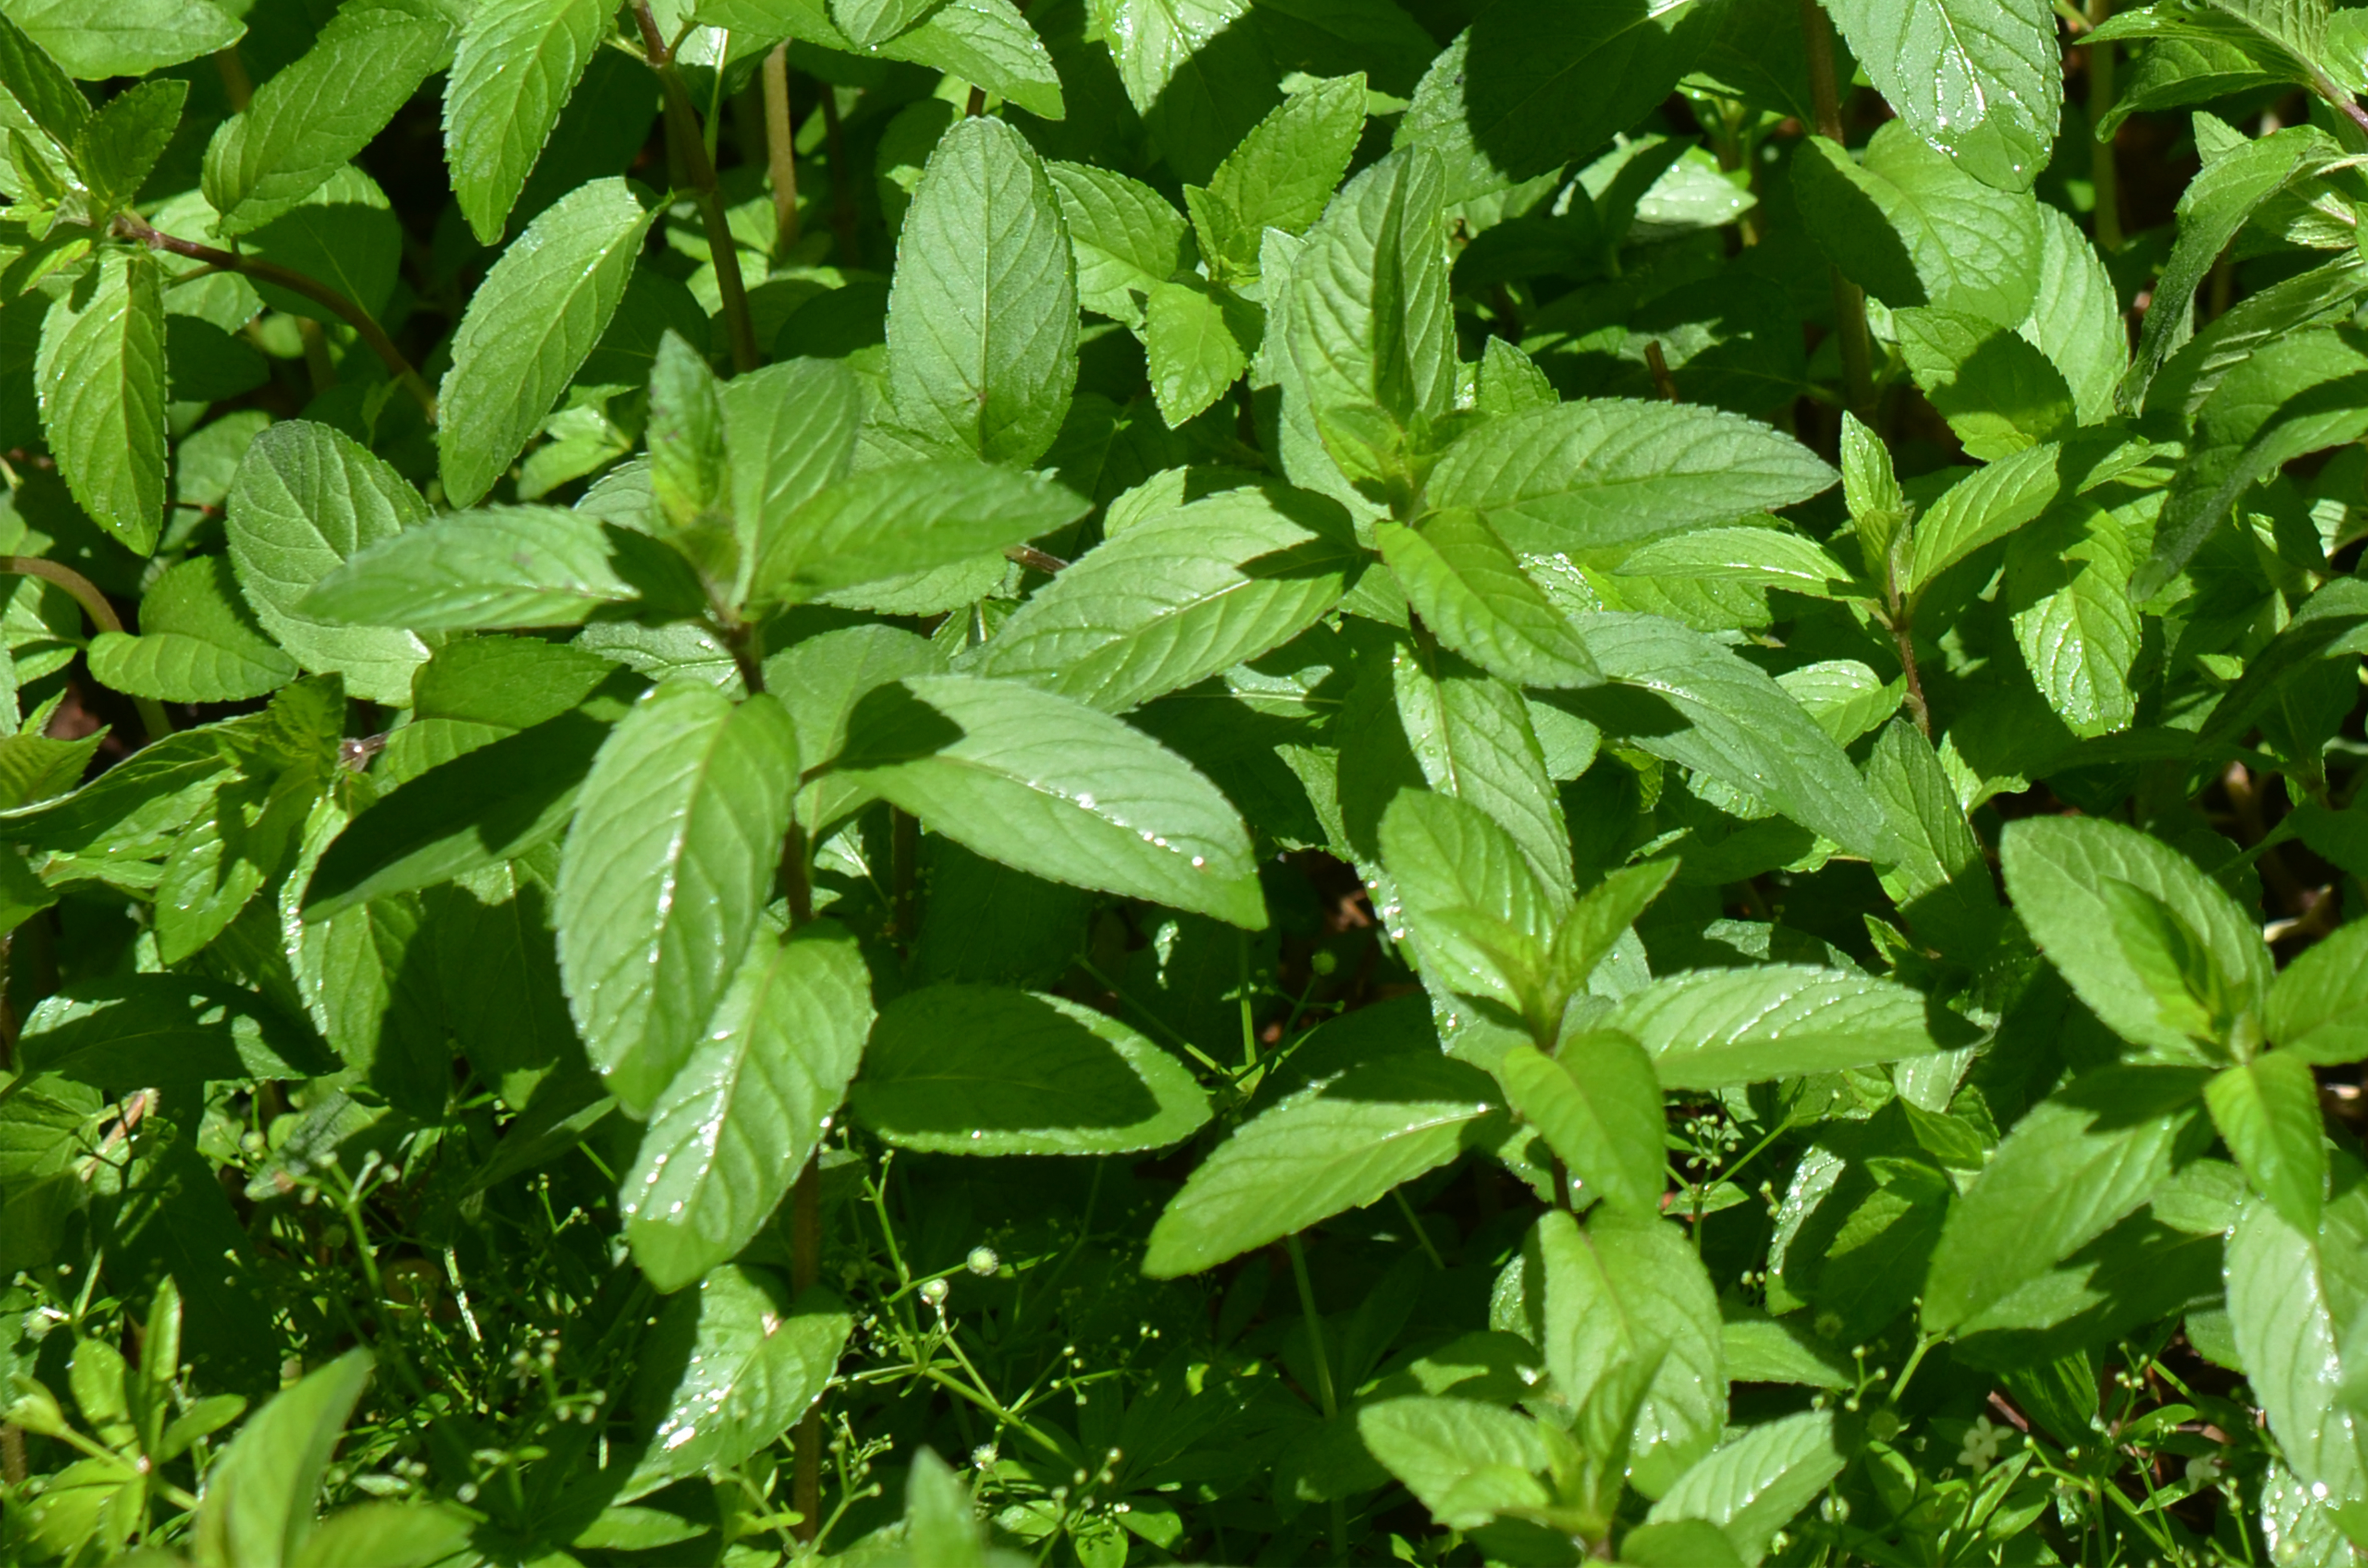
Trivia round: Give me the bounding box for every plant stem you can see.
[1284,1234,1345,1560]
[112,216,439,423]
[1,554,172,743]
[791,1153,822,1544]
[2085,0,2123,251]
[1799,0,1876,422]
[633,0,761,375]
[763,45,801,256]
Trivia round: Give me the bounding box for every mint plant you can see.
[2,0,2368,1563]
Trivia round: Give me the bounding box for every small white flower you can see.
[972,1444,999,1470]
[2186,1453,2223,1486]
[1957,1415,2003,1474]
[967,1246,1000,1277]
[919,1277,950,1308]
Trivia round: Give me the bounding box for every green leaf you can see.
[286,1505,472,1568]
[1613,525,1863,599]
[966,483,1354,713]
[723,356,861,581]
[1378,511,1601,689]
[1901,439,2074,598]
[440,177,657,506]
[752,460,1085,607]
[1621,1520,1749,1568]
[1643,1410,1849,1563]
[1425,401,1836,554]
[1192,71,1365,275]
[876,0,1063,121]
[556,681,801,1116]
[1283,145,1453,480]
[1820,0,2060,191]
[1895,306,2076,459]
[2224,1176,2368,1513]
[9,0,241,78]
[444,0,608,244]
[623,922,873,1293]
[1546,860,1677,1010]
[0,12,88,150]
[1381,787,1565,1019]
[36,251,167,553]
[243,165,404,325]
[1537,1207,1724,1497]
[2000,815,2270,1057]
[2207,1053,2327,1234]
[1922,1065,2212,1332]
[1387,640,1572,899]
[1498,1033,1665,1215]
[191,1350,372,1568]
[851,985,1210,1154]
[301,507,669,630]
[2006,499,2140,740]
[1357,1396,1552,1530]
[624,1268,849,1489]
[899,1448,1007,1568]
[1558,613,1893,861]
[1397,0,1715,202]
[648,330,726,530]
[204,0,458,233]
[2122,123,2336,411]
[1790,121,2042,324]
[1864,720,1999,955]
[1143,1050,1503,1275]
[19,975,333,1088]
[2267,919,2368,1064]
[1087,0,1265,183]
[837,674,1265,928]
[225,420,434,706]
[1047,161,1191,329]
[884,115,1076,466]
[764,624,942,825]
[73,77,184,217]
[1145,277,1259,427]
[87,556,295,703]
[2023,204,2128,424]
[831,0,941,47]
[1605,965,1965,1090]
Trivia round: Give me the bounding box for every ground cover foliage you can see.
[3,0,2368,1563]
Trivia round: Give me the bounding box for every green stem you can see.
[2086,0,2123,251]
[633,0,761,374]
[111,216,438,424]
[1,554,172,743]
[763,44,802,256]
[1799,0,1876,423]
[1286,1234,1346,1561]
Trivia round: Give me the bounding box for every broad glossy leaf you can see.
[1922,1065,2212,1332]
[751,460,1088,606]
[243,165,403,326]
[1192,71,1365,273]
[1397,0,1715,202]
[1864,720,1999,955]
[1901,440,2072,597]
[832,0,941,47]
[723,356,862,577]
[286,1506,471,1568]
[625,1268,849,1488]
[226,420,433,705]
[87,556,295,703]
[2022,205,2127,424]
[1643,1410,1848,1562]
[191,1350,371,1568]
[0,12,87,149]
[11,0,240,78]
[1557,613,1892,860]
[851,985,1209,1154]
[1145,277,1258,426]
[2268,919,2368,1064]
[1606,965,1965,1090]
[204,0,457,233]
[2225,1179,2368,1513]
[1389,639,1572,896]
[2001,815,2269,1056]
[1379,511,1601,689]
[878,0,1063,121]
[36,251,166,553]
[2006,498,2140,739]
[74,78,183,216]
[1426,401,1835,555]
[1498,1033,1664,1214]
[19,975,333,1088]
[647,330,726,530]
[1537,1207,1724,1497]
[1821,0,2060,191]
[1381,787,1565,1017]
[967,483,1354,713]
[1613,526,1862,598]
[623,924,872,1292]
[440,177,656,506]
[885,115,1076,467]
[302,507,673,630]
[837,674,1264,927]
[1895,306,2076,458]
[1357,1397,1552,1530]
[1047,161,1192,328]
[1143,1051,1502,1275]
[2207,1054,2327,1234]
[556,681,801,1116]
[1088,0,1266,183]
[444,0,607,243]
[1790,122,2042,325]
